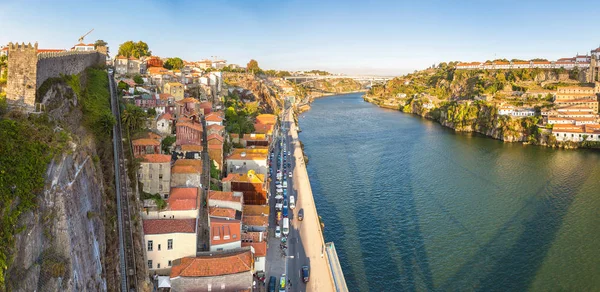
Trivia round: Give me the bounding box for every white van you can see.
[282,218,289,236]
[289,196,295,209]
[283,180,288,188]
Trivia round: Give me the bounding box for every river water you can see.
[298,93,600,291]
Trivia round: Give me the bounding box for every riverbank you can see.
[363,94,600,150]
[287,109,339,292]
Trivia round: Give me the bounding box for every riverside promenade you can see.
[286,110,340,292]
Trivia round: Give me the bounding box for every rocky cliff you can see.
[224,73,282,113]
[4,71,118,291]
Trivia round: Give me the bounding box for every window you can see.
[149,173,153,179]
[217,248,223,251]
[159,174,163,179]
[148,260,152,269]
[159,184,163,191]
[168,260,172,267]
[158,244,161,251]
[147,240,153,251]
[168,239,173,250]
[157,263,161,269]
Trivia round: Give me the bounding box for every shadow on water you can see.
[440,169,586,291]
[346,129,435,291]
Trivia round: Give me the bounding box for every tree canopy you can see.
[133,75,144,85]
[117,41,151,58]
[163,57,184,70]
[94,40,108,48]
[247,59,260,73]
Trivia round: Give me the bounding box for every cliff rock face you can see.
[224,73,281,112]
[403,100,537,143]
[6,83,110,291]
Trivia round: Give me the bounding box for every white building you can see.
[156,113,173,135]
[73,43,95,51]
[226,151,268,176]
[143,218,198,273]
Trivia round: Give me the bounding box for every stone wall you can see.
[36,50,104,89]
[6,42,38,108]
[5,42,106,111]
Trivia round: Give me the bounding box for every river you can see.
[297,92,600,291]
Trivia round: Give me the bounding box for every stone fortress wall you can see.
[6,42,107,110]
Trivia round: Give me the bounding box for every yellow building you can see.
[163,82,184,101]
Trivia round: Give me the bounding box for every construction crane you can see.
[78,29,94,43]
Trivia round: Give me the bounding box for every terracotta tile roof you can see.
[132,138,161,146]
[142,154,172,163]
[222,172,265,184]
[209,207,238,219]
[585,124,600,133]
[255,114,277,125]
[159,93,173,100]
[148,67,169,75]
[512,61,529,64]
[168,187,198,210]
[243,205,270,216]
[230,133,240,139]
[147,132,162,140]
[178,97,199,104]
[158,112,173,121]
[166,82,183,87]
[199,102,212,109]
[143,219,196,234]
[208,191,243,203]
[553,124,583,131]
[177,122,203,132]
[37,49,65,53]
[205,113,223,122]
[241,241,267,257]
[181,144,203,152]
[207,124,225,132]
[172,159,203,174]
[242,215,268,227]
[207,133,224,143]
[208,144,222,150]
[169,250,252,278]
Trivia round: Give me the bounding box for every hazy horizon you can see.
[2,0,600,75]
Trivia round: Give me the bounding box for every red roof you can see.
[208,191,243,203]
[207,124,225,132]
[172,159,203,174]
[241,241,267,257]
[158,112,173,121]
[142,154,171,163]
[168,188,198,210]
[143,219,196,234]
[132,138,161,146]
[170,250,252,277]
[205,113,223,122]
[207,133,224,143]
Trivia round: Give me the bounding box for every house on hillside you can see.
[143,218,197,274]
[139,154,171,198]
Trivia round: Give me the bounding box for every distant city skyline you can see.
[1,0,600,75]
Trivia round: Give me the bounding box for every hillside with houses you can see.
[365,46,600,148]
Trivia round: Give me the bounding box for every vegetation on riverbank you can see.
[365,62,595,148]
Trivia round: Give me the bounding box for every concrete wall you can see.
[209,240,241,252]
[142,209,198,220]
[254,256,266,272]
[145,232,197,272]
[207,198,243,212]
[171,173,202,188]
[139,161,171,196]
[170,271,253,292]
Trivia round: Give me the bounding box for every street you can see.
[264,103,336,292]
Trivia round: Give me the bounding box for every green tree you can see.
[94,40,108,49]
[121,104,147,132]
[247,59,260,74]
[117,41,151,58]
[210,160,220,180]
[163,57,184,70]
[161,135,176,154]
[147,108,157,116]
[98,110,116,135]
[118,81,129,92]
[133,74,144,85]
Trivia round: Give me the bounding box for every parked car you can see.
[298,209,304,221]
[277,211,282,221]
[301,266,310,283]
[275,226,281,238]
[289,171,293,178]
[280,274,286,291]
[269,276,276,292]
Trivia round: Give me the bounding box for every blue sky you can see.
[1,0,599,75]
